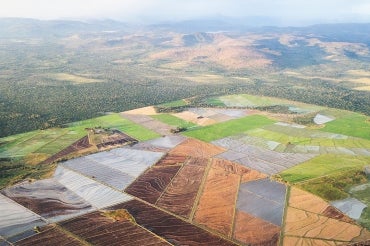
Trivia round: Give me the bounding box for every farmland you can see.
[183,115,275,142]
[0,93,369,245]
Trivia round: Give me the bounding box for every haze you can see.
[1,0,370,26]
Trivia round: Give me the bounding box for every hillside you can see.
[0,19,370,137]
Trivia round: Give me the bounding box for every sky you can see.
[1,0,370,25]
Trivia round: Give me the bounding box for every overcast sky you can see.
[1,0,370,25]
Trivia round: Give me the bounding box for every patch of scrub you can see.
[331,198,367,220]
[314,114,335,125]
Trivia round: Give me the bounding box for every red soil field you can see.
[284,207,369,242]
[125,165,181,204]
[233,210,280,245]
[169,138,226,158]
[59,211,170,246]
[156,157,208,218]
[41,136,91,164]
[288,187,354,223]
[194,161,240,236]
[282,236,337,246]
[110,199,237,246]
[154,154,189,166]
[15,225,84,246]
[211,158,267,183]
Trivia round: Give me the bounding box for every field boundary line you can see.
[230,174,242,238]
[154,161,185,205]
[279,185,290,246]
[189,157,212,222]
[132,197,241,246]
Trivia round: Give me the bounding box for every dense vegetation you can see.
[0,19,369,137]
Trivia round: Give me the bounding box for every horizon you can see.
[1,0,370,27]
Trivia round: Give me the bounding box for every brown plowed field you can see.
[156,159,207,218]
[110,199,237,246]
[169,138,226,158]
[16,225,84,246]
[59,211,170,246]
[155,154,188,166]
[125,165,181,204]
[284,207,366,242]
[233,211,280,246]
[194,162,239,236]
[211,158,267,183]
[41,136,91,164]
[289,187,353,223]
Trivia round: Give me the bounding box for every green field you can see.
[151,114,196,129]
[0,113,159,159]
[0,129,76,158]
[157,99,188,108]
[205,97,226,107]
[246,128,370,149]
[297,169,368,201]
[279,154,370,184]
[218,94,287,107]
[183,115,275,142]
[0,113,160,188]
[66,113,160,141]
[350,182,370,229]
[323,113,370,140]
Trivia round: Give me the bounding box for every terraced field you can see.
[1,94,369,245]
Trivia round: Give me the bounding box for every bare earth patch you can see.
[173,111,217,126]
[122,106,158,115]
[169,138,226,158]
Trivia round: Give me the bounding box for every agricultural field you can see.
[183,115,275,142]
[151,114,196,129]
[0,93,369,245]
[323,113,370,140]
[0,113,160,189]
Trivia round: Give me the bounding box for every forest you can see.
[0,19,369,137]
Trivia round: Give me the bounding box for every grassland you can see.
[323,113,370,140]
[183,115,275,142]
[151,114,196,129]
[279,154,370,184]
